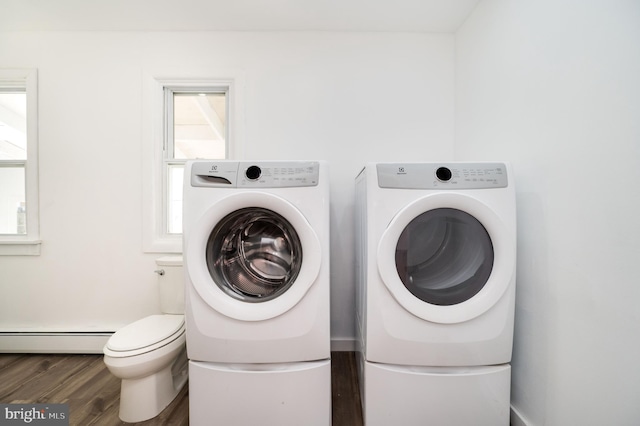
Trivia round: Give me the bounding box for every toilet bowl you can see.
[103,257,187,423]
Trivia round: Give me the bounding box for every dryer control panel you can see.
[377,162,508,189]
[191,161,320,188]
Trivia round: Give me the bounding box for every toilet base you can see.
[119,348,188,423]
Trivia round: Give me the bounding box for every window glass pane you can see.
[0,92,27,160]
[167,164,184,234]
[173,93,226,160]
[0,166,26,235]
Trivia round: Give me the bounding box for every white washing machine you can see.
[355,162,516,426]
[183,161,331,426]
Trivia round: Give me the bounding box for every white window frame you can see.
[0,69,40,255]
[142,74,244,253]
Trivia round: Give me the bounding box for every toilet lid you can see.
[106,315,185,352]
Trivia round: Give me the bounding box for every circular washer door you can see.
[186,192,321,321]
[377,193,515,324]
[206,207,302,303]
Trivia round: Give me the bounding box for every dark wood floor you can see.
[0,351,362,426]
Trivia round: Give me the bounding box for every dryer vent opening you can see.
[206,207,303,302]
[395,208,494,306]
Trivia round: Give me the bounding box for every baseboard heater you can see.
[1,335,356,354]
[0,332,113,354]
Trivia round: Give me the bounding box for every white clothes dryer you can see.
[183,161,331,426]
[355,162,516,426]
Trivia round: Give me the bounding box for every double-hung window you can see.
[0,69,39,255]
[164,88,228,234]
[143,76,240,253]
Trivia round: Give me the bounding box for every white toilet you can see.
[103,256,188,423]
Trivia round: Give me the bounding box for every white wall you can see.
[0,31,454,343]
[456,0,640,424]
[3,2,639,420]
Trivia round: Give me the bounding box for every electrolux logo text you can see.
[0,404,68,426]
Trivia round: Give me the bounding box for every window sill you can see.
[143,235,182,254]
[0,240,42,256]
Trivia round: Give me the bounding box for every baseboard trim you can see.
[510,405,529,426]
[331,338,356,352]
[0,332,112,354]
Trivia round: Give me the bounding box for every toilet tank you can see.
[155,256,185,314]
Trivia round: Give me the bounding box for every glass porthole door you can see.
[395,208,494,306]
[377,193,515,324]
[206,208,303,303]
[186,191,321,321]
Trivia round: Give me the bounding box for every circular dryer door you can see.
[186,192,321,321]
[377,193,515,324]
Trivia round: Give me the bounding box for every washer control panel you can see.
[377,162,508,189]
[191,161,319,188]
